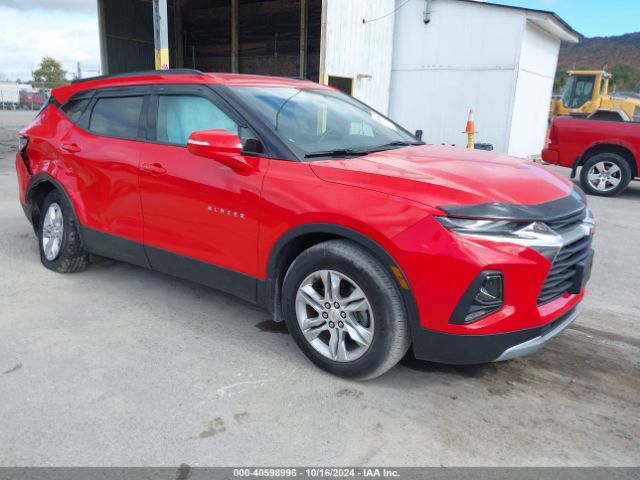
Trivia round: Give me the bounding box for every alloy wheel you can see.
[42,202,64,261]
[295,269,374,362]
[587,161,622,192]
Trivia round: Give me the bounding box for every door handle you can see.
[61,143,81,153]
[141,162,167,175]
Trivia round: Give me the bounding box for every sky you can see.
[0,1,99,82]
[488,0,640,38]
[0,0,638,82]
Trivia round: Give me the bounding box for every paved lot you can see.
[0,110,638,466]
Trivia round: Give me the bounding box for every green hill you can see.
[557,32,640,92]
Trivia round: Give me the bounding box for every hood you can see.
[310,145,574,212]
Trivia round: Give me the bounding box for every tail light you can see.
[18,135,31,173]
[18,135,28,152]
[548,125,558,146]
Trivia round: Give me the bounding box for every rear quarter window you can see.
[89,96,144,140]
[61,98,91,123]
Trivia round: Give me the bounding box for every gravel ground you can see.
[0,110,638,467]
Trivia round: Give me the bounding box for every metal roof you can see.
[454,0,582,41]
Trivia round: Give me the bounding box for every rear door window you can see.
[89,96,144,140]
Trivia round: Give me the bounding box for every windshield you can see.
[562,75,595,108]
[230,86,421,159]
[561,75,576,107]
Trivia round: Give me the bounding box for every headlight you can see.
[436,216,559,261]
[436,216,527,235]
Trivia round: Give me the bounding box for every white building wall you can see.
[389,0,526,152]
[507,22,561,157]
[324,0,396,113]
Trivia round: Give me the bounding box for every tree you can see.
[610,64,640,91]
[32,57,69,88]
[553,69,567,95]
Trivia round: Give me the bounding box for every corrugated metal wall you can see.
[323,0,396,114]
[101,0,321,79]
[101,0,177,74]
[182,0,321,78]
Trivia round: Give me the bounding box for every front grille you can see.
[545,209,585,234]
[537,234,592,305]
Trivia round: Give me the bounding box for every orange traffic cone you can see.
[463,109,476,149]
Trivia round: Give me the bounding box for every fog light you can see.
[450,271,504,324]
[476,274,503,304]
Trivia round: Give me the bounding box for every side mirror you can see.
[415,129,423,141]
[187,129,255,173]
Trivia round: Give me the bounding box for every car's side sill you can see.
[81,226,150,268]
[145,244,257,304]
[80,226,258,305]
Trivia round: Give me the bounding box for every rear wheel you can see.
[282,240,410,380]
[580,152,632,197]
[38,190,89,272]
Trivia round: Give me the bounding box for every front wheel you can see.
[282,240,410,380]
[579,152,632,197]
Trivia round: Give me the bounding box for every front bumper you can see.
[495,304,580,361]
[391,190,594,363]
[411,304,580,364]
[393,203,593,336]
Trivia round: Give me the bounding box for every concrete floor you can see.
[0,110,638,466]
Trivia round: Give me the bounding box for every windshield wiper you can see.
[368,140,425,150]
[304,149,369,159]
[304,141,425,159]
[341,141,425,156]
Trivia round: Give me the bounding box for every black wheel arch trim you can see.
[25,173,85,244]
[258,223,421,335]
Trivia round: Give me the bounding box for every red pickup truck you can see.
[543,117,639,196]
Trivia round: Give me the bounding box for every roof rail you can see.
[71,69,205,84]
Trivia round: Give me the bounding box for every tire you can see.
[281,239,410,380]
[37,190,89,273]
[579,152,632,197]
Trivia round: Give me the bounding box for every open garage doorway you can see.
[98,0,323,81]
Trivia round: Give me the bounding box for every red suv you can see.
[16,70,595,379]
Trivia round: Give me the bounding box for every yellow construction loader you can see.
[551,70,640,122]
